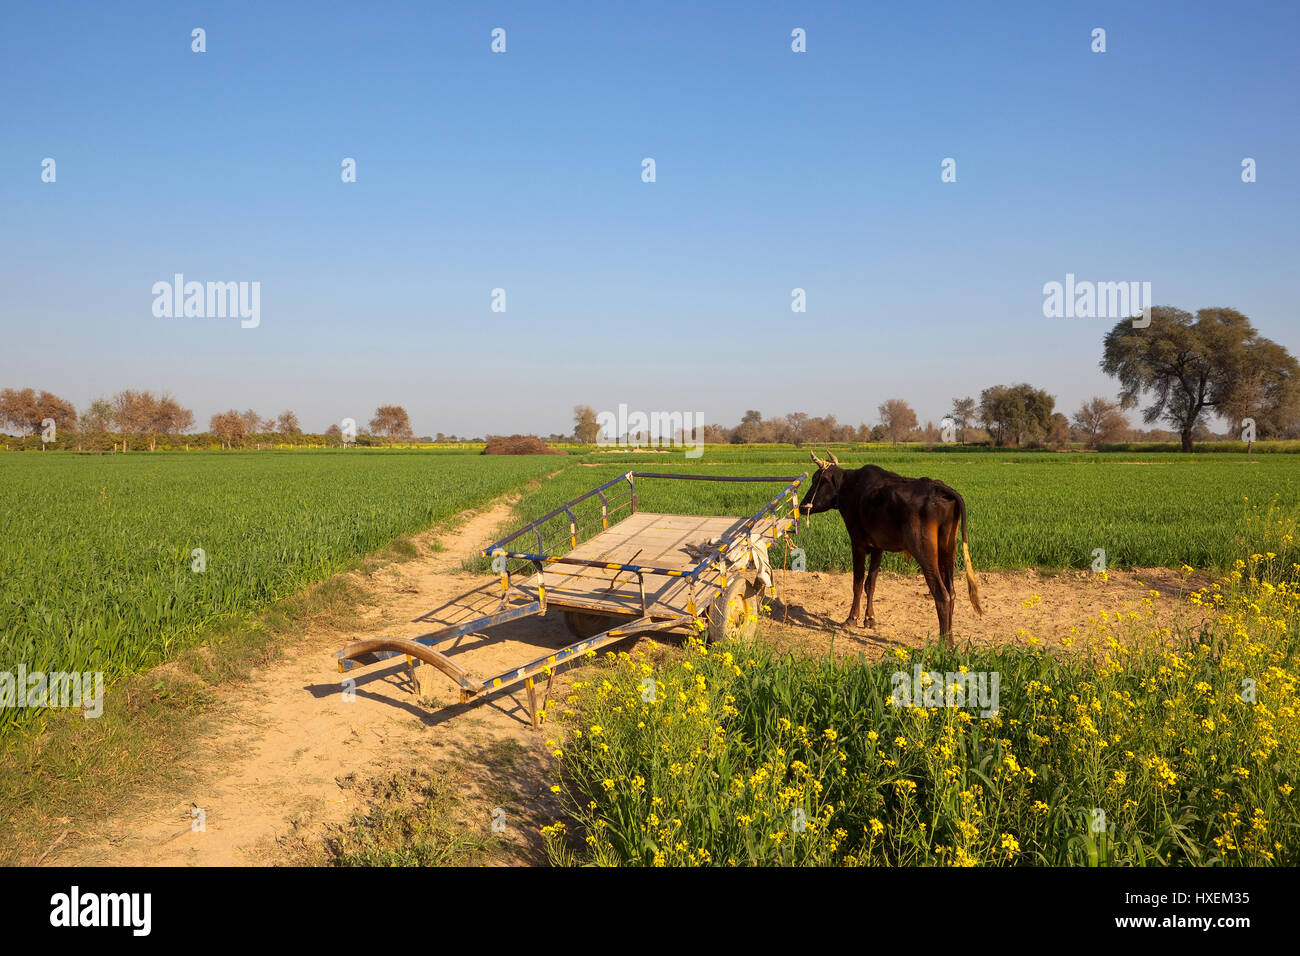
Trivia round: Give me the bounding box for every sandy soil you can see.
[46,497,1209,867]
[50,495,572,866]
[762,565,1207,659]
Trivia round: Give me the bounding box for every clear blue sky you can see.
[2,0,1297,436]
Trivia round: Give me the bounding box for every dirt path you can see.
[52,493,573,866]
[48,496,1209,867]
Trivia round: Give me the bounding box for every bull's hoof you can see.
[841,615,860,628]
[862,617,876,628]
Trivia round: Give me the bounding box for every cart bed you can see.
[514,511,795,619]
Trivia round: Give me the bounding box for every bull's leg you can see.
[917,524,954,649]
[939,520,957,601]
[943,584,955,640]
[863,549,882,626]
[921,565,954,649]
[846,542,867,625]
[939,519,958,638]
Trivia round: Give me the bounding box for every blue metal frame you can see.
[483,472,807,580]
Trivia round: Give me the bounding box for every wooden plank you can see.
[338,637,480,691]
[512,510,798,616]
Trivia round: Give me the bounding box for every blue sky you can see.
[2,0,1297,436]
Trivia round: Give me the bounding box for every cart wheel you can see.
[706,576,759,644]
[563,611,634,641]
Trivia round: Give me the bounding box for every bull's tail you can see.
[954,491,984,616]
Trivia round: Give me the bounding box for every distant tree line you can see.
[0,389,446,451]
[7,306,1297,454]
[564,306,1299,451]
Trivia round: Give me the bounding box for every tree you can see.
[1101,306,1300,453]
[0,387,37,435]
[948,397,976,442]
[877,399,917,444]
[38,391,78,439]
[1072,397,1128,448]
[802,414,835,445]
[736,410,763,444]
[0,388,77,437]
[78,398,113,451]
[135,393,194,450]
[979,384,1054,446]
[1047,412,1071,448]
[275,410,302,435]
[369,405,413,440]
[1219,346,1300,449]
[210,410,246,449]
[106,390,192,451]
[239,409,263,434]
[573,405,600,444]
[110,390,146,452]
[761,414,791,444]
[785,412,810,447]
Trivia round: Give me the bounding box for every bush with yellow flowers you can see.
[543,542,1300,866]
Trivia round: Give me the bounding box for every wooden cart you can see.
[335,471,806,725]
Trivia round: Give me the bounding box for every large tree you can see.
[0,387,39,436]
[239,409,263,434]
[210,410,246,449]
[948,397,976,442]
[736,410,763,444]
[786,412,810,447]
[979,383,1054,447]
[572,405,600,444]
[109,390,147,452]
[1101,306,1300,453]
[38,391,78,438]
[148,394,194,450]
[0,388,77,437]
[369,404,413,440]
[1072,396,1129,448]
[108,390,192,451]
[1047,412,1071,447]
[275,410,302,435]
[877,399,918,444]
[78,398,113,451]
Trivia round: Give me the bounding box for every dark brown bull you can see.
[798,452,983,648]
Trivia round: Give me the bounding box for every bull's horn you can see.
[810,451,828,469]
[827,450,840,466]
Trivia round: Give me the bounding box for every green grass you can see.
[5,445,1298,739]
[0,451,559,735]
